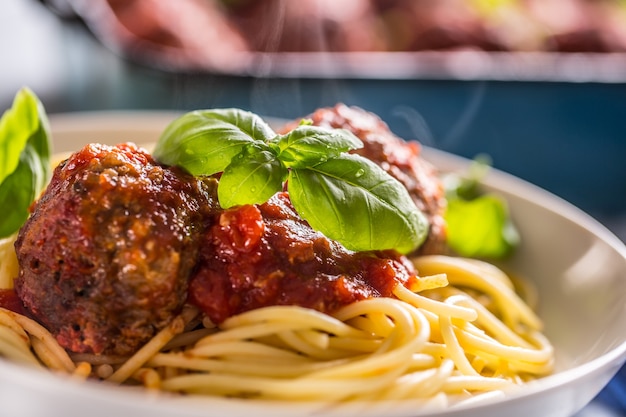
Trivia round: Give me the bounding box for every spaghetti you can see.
[0,103,554,407]
[0,243,554,406]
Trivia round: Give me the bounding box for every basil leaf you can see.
[0,88,51,238]
[443,156,520,259]
[447,155,491,201]
[218,143,286,209]
[287,154,428,254]
[153,109,276,176]
[445,195,519,259]
[153,107,430,254]
[276,125,363,168]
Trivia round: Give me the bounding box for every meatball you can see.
[14,143,219,356]
[371,0,506,52]
[280,104,447,255]
[224,0,387,52]
[188,192,418,324]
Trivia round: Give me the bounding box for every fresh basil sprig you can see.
[153,109,428,254]
[0,88,52,238]
[444,156,520,259]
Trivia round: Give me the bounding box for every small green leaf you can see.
[276,126,363,168]
[444,154,492,201]
[218,143,286,209]
[445,195,519,258]
[0,88,51,238]
[288,154,428,254]
[153,109,276,176]
[443,156,520,259]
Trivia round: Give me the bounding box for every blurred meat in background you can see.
[57,0,250,72]
[45,0,626,73]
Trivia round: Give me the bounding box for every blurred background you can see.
[1,0,625,414]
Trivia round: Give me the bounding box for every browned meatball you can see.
[14,143,219,356]
[280,104,447,255]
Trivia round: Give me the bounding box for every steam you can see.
[391,106,435,147]
[391,81,488,149]
[441,81,487,148]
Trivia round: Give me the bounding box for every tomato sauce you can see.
[0,288,26,315]
[188,192,419,324]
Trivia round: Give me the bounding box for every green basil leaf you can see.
[218,143,286,209]
[153,108,276,176]
[287,153,428,254]
[276,125,363,168]
[0,150,43,237]
[152,106,430,254]
[0,88,51,238]
[444,154,492,201]
[443,155,519,259]
[445,194,520,259]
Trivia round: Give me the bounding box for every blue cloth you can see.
[597,364,626,415]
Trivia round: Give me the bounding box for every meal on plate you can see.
[0,88,553,406]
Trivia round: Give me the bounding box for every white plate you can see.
[0,111,624,417]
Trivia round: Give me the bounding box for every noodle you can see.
[0,235,18,289]
[0,243,554,406]
[412,255,542,329]
[106,306,197,384]
[0,308,76,373]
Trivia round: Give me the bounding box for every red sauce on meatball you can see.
[0,289,26,315]
[188,192,418,324]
